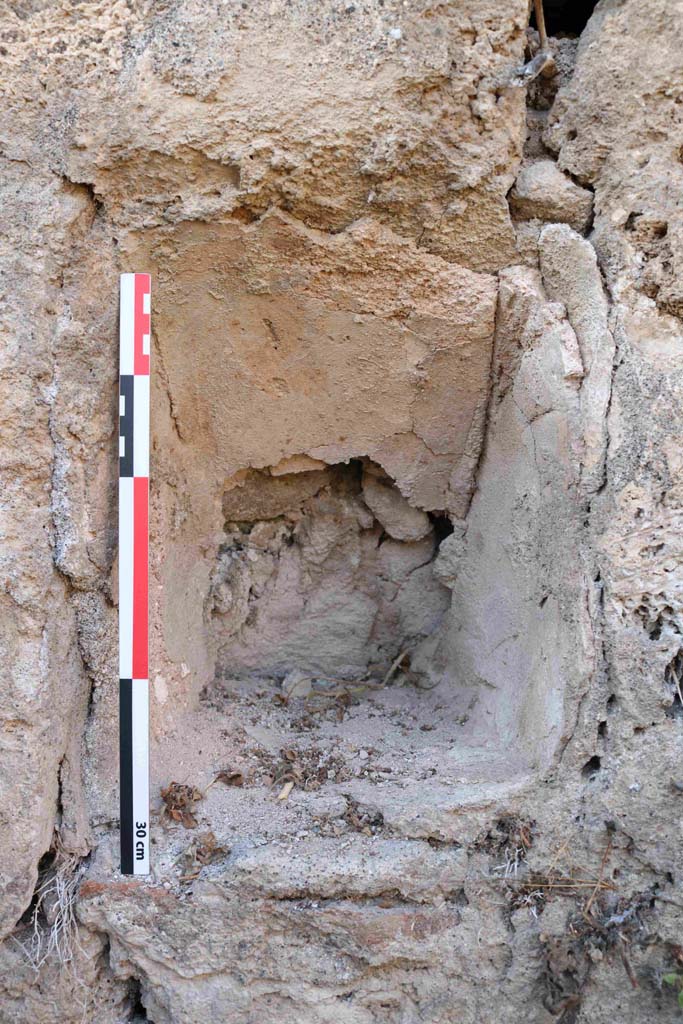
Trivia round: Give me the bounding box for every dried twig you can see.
[546,839,570,876]
[619,936,639,989]
[382,647,411,687]
[584,835,613,918]
[528,879,615,890]
[277,780,295,801]
[534,0,548,52]
[670,661,683,707]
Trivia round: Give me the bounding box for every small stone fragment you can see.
[433,523,467,589]
[510,160,593,234]
[269,454,328,476]
[361,465,432,541]
[281,670,313,699]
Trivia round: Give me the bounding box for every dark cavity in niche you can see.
[533,0,598,37]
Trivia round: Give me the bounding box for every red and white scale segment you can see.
[119,273,151,875]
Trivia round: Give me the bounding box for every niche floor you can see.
[148,674,532,881]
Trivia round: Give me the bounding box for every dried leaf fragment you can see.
[195,831,227,865]
[161,781,203,829]
[214,770,245,788]
[176,810,198,829]
[178,831,229,881]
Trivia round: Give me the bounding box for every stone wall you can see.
[1,1,683,1021]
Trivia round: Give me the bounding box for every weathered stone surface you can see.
[0,925,132,1024]
[412,265,592,770]
[510,159,594,233]
[539,223,615,493]
[2,0,528,270]
[2,0,683,1021]
[546,0,683,318]
[0,168,97,938]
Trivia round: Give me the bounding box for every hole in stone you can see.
[128,979,148,1022]
[453,887,469,908]
[606,694,617,712]
[532,0,598,37]
[665,651,683,718]
[634,601,677,642]
[428,511,454,544]
[597,720,607,737]
[18,848,56,927]
[581,755,601,778]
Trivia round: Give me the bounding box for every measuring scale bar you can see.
[119,273,151,875]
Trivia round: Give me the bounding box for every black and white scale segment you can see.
[118,273,151,875]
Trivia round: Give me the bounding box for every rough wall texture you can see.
[1,0,683,1021]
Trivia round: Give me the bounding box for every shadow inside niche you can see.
[127,978,148,1022]
[209,458,451,685]
[533,0,599,37]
